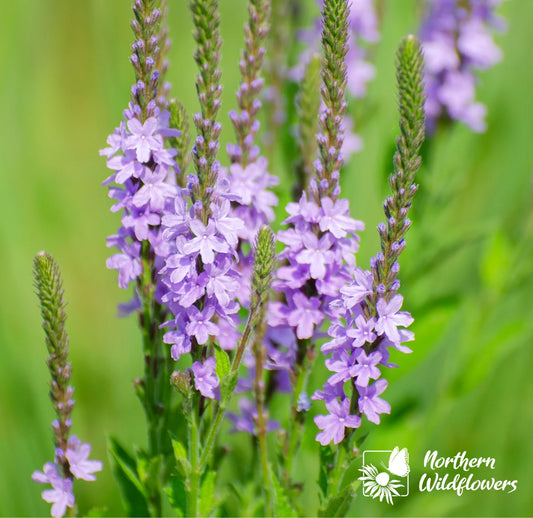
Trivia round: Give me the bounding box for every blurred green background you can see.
[1,0,532,516]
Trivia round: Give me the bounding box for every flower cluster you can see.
[314,287,415,444]
[314,35,426,445]
[160,194,244,369]
[270,193,363,341]
[226,0,278,262]
[420,0,505,132]
[101,1,178,304]
[262,0,365,414]
[103,113,179,293]
[33,437,102,518]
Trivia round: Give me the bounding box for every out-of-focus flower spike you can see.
[294,53,322,198]
[419,0,505,132]
[168,99,191,184]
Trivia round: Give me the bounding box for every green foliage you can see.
[270,466,298,517]
[214,346,231,381]
[199,471,218,516]
[318,482,358,517]
[108,438,150,517]
[220,370,240,403]
[165,476,187,517]
[318,445,335,502]
[8,1,533,517]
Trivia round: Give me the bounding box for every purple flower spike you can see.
[419,0,506,132]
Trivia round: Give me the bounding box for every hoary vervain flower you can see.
[419,0,506,132]
[314,35,425,444]
[101,3,180,475]
[159,0,246,397]
[32,253,102,518]
[102,0,177,302]
[265,0,364,465]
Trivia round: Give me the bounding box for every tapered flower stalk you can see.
[32,253,101,518]
[293,54,321,197]
[314,36,426,445]
[161,0,242,381]
[226,0,278,247]
[101,2,179,477]
[267,0,364,481]
[167,99,192,185]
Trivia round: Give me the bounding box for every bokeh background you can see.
[1,0,532,516]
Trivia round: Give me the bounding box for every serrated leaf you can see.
[172,439,191,478]
[220,370,239,402]
[165,476,187,517]
[214,346,231,380]
[108,437,150,517]
[271,466,297,517]
[318,482,358,517]
[199,471,217,516]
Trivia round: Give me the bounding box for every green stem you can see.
[284,343,315,485]
[198,306,258,472]
[329,445,347,496]
[138,247,166,516]
[253,320,273,516]
[257,401,273,516]
[188,396,201,518]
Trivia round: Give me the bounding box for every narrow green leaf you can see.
[108,437,150,517]
[355,432,369,449]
